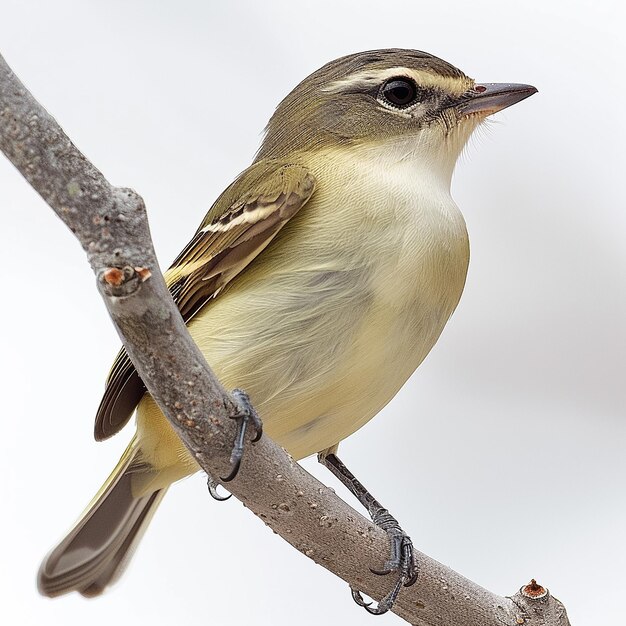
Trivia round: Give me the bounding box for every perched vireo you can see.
[38,49,536,613]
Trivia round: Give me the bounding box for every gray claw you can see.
[207,475,232,501]
[350,588,372,608]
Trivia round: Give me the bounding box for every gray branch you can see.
[0,52,571,626]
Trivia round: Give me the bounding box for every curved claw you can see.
[220,458,242,483]
[207,476,232,501]
[404,570,418,588]
[364,603,389,616]
[351,573,406,616]
[350,588,372,608]
[367,574,405,615]
[251,422,263,443]
[370,567,391,576]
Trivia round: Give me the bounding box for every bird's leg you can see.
[219,389,263,483]
[318,451,418,615]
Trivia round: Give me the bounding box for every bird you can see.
[38,48,536,613]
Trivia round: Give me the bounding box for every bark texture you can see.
[0,52,571,626]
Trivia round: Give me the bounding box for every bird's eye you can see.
[380,77,419,109]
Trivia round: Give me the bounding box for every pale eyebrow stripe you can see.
[323,67,473,96]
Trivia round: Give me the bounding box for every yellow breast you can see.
[135,145,469,480]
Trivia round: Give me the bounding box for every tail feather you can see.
[38,438,167,598]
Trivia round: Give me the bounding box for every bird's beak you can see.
[457,83,538,116]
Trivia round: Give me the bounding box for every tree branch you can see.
[0,52,571,626]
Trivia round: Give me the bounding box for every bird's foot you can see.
[220,388,263,483]
[352,510,418,615]
[317,452,418,615]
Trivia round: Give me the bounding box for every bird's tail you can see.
[38,436,167,598]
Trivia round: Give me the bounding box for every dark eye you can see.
[380,77,419,108]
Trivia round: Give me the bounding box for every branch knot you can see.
[521,579,547,600]
[100,265,152,297]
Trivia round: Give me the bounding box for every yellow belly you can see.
[135,276,463,480]
[135,149,469,487]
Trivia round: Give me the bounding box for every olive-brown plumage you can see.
[38,49,536,598]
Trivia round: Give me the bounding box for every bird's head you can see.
[258,49,536,176]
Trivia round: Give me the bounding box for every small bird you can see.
[38,49,536,612]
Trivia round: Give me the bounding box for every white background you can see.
[1,1,624,624]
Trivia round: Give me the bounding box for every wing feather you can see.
[94,161,315,441]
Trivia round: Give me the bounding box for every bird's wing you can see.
[94,161,316,441]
